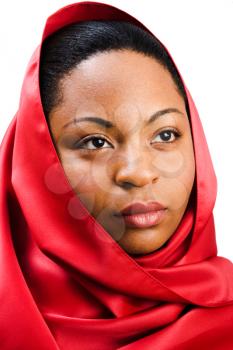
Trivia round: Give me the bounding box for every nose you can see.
[114,151,159,189]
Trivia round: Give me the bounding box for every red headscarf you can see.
[1,2,233,349]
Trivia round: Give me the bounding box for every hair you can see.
[39,20,189,119]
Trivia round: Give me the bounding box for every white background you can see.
[0,0,232,261]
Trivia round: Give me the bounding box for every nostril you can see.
[121,181,137,190]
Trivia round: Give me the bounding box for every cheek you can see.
[152,149,186,177]
[60,154,94,191]
[158,147,195,211]
[60,155,109,213]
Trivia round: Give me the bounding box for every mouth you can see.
[114,209,167,229]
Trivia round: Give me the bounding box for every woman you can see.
[0,1,233,349]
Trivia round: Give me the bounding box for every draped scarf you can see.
[1,2,233,349]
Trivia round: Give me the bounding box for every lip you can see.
[117,201,166,216]
[120,210,167,228]
[114,201,167,228]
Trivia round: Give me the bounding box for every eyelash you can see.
[75,128,181,151]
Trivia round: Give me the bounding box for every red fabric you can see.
[1,2,233,349]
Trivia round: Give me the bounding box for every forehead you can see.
[54,49,186,124]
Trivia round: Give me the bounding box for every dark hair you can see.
[39,20,189,118]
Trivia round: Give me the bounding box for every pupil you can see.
[161,131,171,141]
[93,138,104,148]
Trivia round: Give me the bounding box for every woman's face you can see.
[48,49,196,255]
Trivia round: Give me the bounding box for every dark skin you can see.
[48,49,196,255]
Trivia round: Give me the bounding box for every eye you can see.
[75,136,112,151]
[152,128,181,144]
[74,128,181,151]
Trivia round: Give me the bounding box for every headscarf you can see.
[1,2,233,349]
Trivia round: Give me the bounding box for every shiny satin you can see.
[1,2,233,349]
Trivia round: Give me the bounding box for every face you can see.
[48,49,196,256]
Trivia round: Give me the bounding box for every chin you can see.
[116,230,166,255]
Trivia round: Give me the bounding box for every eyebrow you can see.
[62,108,185,129]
